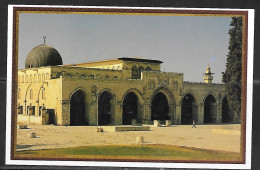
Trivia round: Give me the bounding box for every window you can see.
[18,89,21,99]
[117,66,121,70]
[138,66,144,79]
[132,66,138,79]
[42,73,45,82]
[30,89,33,99]
[146,67,151,71]
[34,74,37,82]
[112,66,116,71]
[38,74,41,82]
[22,75,24,83]
[46,73,49,80]
[25,75,28,83]
[90,75,94,79]
[18,106,23,114]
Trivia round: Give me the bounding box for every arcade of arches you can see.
[17,48,237,126]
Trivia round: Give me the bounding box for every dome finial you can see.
[43,36,46,44]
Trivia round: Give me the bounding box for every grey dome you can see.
[25,44,63,68]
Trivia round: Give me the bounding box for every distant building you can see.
[17,43,237,126]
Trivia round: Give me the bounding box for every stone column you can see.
[197,103,204,124]
[216,103,222,123]
[175,104,181,125]
[114,103,123,125]
[89,103,98,125]
[169,104,175,123]
[60,100,70,126]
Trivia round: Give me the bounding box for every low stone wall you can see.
[17,115,42,125]
[103,126,150,132]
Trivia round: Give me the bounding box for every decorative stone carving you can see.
[60,100,69,105]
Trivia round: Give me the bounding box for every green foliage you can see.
[222,17,242,119]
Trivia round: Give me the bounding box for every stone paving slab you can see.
[16,124,241,153]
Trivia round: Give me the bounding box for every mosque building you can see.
[17,42,237,126]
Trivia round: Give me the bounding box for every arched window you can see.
[18,89,21,99]
[107,67,110,70]
[42,73,45,82]
[132,66,138,79]
[138,66,144,79]
[146,67,151,71]
[30,89,33,99]
[112,66,116,71]
[34,74,37,82]
[38,74,41,82]
[90,75,94,79]
[42,88,45,99]
[46,73,49,80]
[117,66,121,70]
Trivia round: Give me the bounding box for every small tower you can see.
[203,65,214,84]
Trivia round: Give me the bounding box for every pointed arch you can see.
[204,93,217,123]
[70,88,88,126]
[122,88,144,125]
[181,93,197,124]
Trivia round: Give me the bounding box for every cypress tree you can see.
[222,17,242,123]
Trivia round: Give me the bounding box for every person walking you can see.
[192,120,196,128]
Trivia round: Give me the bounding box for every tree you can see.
[222,17,242,123]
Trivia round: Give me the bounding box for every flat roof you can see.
[118,57,163,63]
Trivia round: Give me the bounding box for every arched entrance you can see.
[70,90,86,126]
[123,92,138,125]
[181,94,196,124]
[204,94,217,123]
[98,91,112,125]
[151,92,170,121]
[222,96,233,123]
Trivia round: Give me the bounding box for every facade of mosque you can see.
[17,44,237,126]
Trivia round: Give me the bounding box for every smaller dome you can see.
[25,44,63,68]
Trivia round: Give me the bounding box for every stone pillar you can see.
[216,103,222,123]
[175,104,181,125]
[114,103,123,125]
[143,104,150,120]
[197,103,204,124]
[60,100,70,126]
[169,104,175,124]
[89,103,98,125]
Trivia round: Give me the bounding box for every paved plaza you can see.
[16,124,241,153]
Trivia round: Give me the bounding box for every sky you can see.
[18,12,232,83]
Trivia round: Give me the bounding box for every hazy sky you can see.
[18,12,232,83]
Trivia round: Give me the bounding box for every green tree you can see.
[222,17,242,123]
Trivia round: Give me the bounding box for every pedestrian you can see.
[192,120,196,128]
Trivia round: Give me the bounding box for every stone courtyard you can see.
[16,124,241,153]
